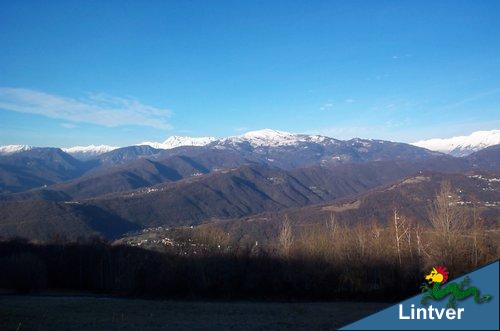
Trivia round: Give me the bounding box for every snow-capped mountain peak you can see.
[140,136,217,150]
[222,129,333,147]
[230,129,295,146]
[62,145,119,160]
[412,130,500,156]
[240,128,293,140]
[163,136,217,149]
[4,129,497,160]
[62,145,119,154]
[0,144,33,155]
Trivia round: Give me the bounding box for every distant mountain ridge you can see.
[0,144,33,155]
[62,145,119,160]
[2,128,498,159]
[219,129,333,147]
[2,128,499,197]
[412,129,500,156]
[0,129,498,243]
[0,147,93,193]
[1,150,498,241]
[0,136,498,241]
[207,170,500,245]
[139,136,217,150]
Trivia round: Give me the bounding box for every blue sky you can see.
[1,0,500,147]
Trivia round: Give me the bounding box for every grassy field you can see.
[0,295,390,330]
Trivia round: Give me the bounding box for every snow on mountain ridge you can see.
[62,145,119,154]
[140,136,217,149]
[3,129,497,157]
[0,144,118,159]
[140,129,334,150]
[0,144,33,155]
[239,128,293,140]
[224,129,296,146]
[412,130,500,156]
[222,129,333,147]
[61,145,120,160]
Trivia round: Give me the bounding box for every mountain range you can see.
[205,170,500,245]
[0,129,498,242]
[2,129,499,159]
[412,129,500,156]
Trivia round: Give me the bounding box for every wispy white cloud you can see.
[392,54,412,60]
[319,102,333,111]
[438,87,500,111]
[61,122,77,129]
[0,87,172,129]
[310,126,376,140]
[344,98,355,104]
[365,73,389,81]
[385,117,411,129]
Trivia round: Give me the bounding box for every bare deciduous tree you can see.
[427,181,467,266]
[326,213,337,234]
[428,181,466,235]
[278,215,293,258]
[392,209,410,266]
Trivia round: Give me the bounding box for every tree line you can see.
[0,182,497,301]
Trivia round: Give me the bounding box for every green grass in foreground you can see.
[0,295,390,330]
